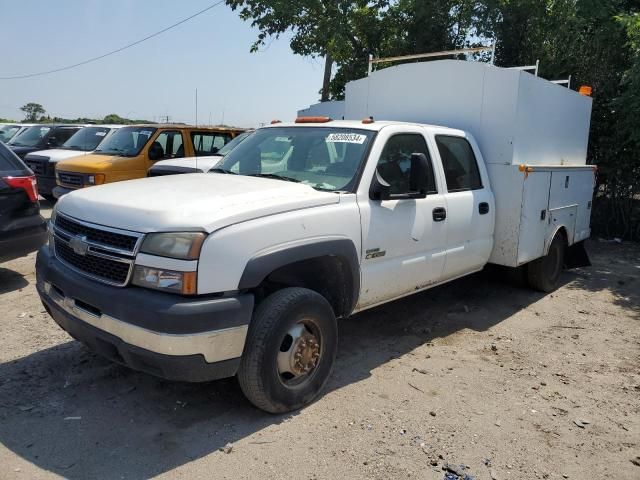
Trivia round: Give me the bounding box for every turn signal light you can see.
[579,86,592,97]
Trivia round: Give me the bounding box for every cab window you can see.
[191,132,232,155]
[152,131,184,160]
[53,127,81,147]
[435,135,482,192]
[376,134,437,195]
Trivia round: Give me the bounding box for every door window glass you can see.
[435,135,482,192]
[190,132,232,155]
[376,134,436,195]
[153,131,184,159]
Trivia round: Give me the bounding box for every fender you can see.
[238,238,361,314]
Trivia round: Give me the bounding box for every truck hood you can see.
[56,153,118,171]
[151,155,223,173]
[9,146,38,158]
[57,173,340,233]
[26,148,92,163]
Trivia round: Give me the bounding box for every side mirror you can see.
[211,146,219,154]
[47,137,58,147]
[369,170,391,201]
[409,153,430,195]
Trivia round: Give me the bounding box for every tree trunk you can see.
[321,53,333,102]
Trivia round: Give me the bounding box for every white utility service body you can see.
[36,60,595,412]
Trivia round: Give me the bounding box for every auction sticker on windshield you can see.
[326,133,367,144]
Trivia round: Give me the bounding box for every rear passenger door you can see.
[433,134,495,279]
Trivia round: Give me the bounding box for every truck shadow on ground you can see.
[0,265,607,479]
[0,267,29,294]
[563,241,640,318]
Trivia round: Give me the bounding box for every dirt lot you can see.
[0,202,638,480]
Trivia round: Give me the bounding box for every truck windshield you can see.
[94,126,156,157]
[0,125,21,143]
[63,126,112,151]
[215,127,375,191]
[7,126,51,147]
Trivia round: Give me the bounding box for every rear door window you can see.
[191,132,232,155]
[435,135,482,192]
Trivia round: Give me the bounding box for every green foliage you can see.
[230,0,640,238]
[20,102,46,122]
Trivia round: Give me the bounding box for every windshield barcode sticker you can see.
[326,133,367,144]
[95,132,107,136]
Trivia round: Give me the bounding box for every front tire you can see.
[238,287,338,413]
[527,233,565,292]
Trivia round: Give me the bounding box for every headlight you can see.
[85,174,105,185]
[140,232,206,260]
[132,266,197,295]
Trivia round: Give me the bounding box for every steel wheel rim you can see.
[276,318,323,387]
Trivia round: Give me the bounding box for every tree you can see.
[226,0,482,99]
[225,1,391,100]
[20,103,45,122]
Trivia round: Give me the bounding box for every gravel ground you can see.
[0,202,638,480]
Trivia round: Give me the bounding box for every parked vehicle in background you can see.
[0,142,47,263]
[0,124,35,144]
[36,60,595,413]
[7,124,84,159]
[147,130,253,176]
[53,125,246,198]
[24,125,124,201]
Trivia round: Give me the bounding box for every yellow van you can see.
[53,125,245,197]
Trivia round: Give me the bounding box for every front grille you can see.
[25,157,49,175]
[54,238,130,285]
[56,215,139,252]
[57,171,83,187]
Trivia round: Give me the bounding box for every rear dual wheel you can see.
[238,287,338,413]
[527,233,565,292]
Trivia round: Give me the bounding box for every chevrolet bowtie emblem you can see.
[70,235,89,256]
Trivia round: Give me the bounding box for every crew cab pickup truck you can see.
[52,125,246,198]
[24,125,123,200]
[36,60,595,413]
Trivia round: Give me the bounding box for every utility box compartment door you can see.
[517,171,551,265]
[549,169,594,243]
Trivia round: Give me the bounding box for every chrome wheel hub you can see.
[277,322,321,382]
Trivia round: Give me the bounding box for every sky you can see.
[0,0,327,127]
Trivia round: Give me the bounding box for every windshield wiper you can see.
[209,167,237,175]
[249,173,301,183]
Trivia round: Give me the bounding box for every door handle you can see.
[432,207,447,222]
[479,202,490,215]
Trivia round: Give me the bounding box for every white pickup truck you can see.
[36,60,595,412]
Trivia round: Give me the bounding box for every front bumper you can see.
[36,247,254,382]
[0,217,48,263]
[52,186,75,199]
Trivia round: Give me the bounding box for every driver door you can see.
[357,127,448,309]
